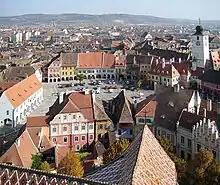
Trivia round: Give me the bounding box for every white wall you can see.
[0,93,14,127]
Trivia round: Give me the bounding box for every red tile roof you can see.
[4,74,42,108]
[26,116,49,128]
[150,61,180,78]
[58,92,94,121]
[0,129,38,167]
[173,62,191,76]
[135,94,157,117]
[77,52,115,69]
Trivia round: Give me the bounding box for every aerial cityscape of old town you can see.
[0,0,220,184]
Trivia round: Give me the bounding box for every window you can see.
[70,72,72,75]
[158,129,161,136]
[74,136,79,141]
[167,134,170,141]
[81,135,86,141]
[74,125,79,131]
[118,130,121,135]
[130,129,133,135]
[89,125,93,130]
[64,115,67,120]
[76,144,80,151]
[52,138,56,142]
[197,36,199,41]
[197,144,201,152]
[98,124,103,129]
[181,150,185,159]
[52,127,57,133]
[162,131,166,137]
[63,137,68,143]
[6,110,9,115]
[89,135,93,140]
[62,72,64,75]
[146,119,152,123]
[171,134,174,144]
[82,125,86,130]
[139,118,145,123]
[187,153,191,160]
[73,115,76,119]
[188,139,192,149]
[164,78,166,82]
[63,126,67,132]
[181,136,185,146]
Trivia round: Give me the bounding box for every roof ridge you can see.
[85,129,144,178]
[135,94,156,116]
[0,163,112,185]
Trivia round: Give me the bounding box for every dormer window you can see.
[157,70,160,73]
[162,71,164,74]
[166,71,169,74]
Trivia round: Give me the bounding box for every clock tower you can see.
[191,24,210,68]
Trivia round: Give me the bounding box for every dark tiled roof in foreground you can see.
[85,126,177,185]
[0,163,112,185]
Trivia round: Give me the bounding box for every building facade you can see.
[49,91,95,152]
[0,74,43,128]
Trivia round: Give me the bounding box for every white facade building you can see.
[0,74,43,128]
[191,25,210,68]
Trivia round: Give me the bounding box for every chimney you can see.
[155,59,159,66]
[154,82,157,92]
[217,102,220,115]
[174,84,180,93]
[191,61,197,71]
[207,99,212,111]
[133,56,137,65]
[133,99,137,111]
[59,92,65,104]
[204,108,207,118]
[162,59,165,68]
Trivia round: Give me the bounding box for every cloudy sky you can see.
[0,0,219,20]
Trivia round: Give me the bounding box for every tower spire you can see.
[198,18,201,25]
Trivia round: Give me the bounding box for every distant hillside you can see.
[0,13,196,26]
[0,13,219,26]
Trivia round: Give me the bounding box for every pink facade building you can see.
[48,91,95,151]
[48,57,61,83]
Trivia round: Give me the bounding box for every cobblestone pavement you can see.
[31,80,155,116]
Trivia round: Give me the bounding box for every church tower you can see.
[191,22,210,68]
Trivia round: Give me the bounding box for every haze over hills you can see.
[0,13,219,26]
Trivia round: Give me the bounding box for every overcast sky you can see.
[0,0,219,20]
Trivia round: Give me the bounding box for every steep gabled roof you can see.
[0,129,38,167]
[94,102,110,121]
[135,94,157,117]
[112,90,134,124]
[85,126,177,185]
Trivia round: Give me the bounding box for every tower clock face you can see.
[196,41,201,46]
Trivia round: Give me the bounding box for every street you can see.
[31,80,155,116]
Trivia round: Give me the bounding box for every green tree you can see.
[31,153,43,170]
[137,80,142,89]
[103,139,130,164]
[57,151,84,177]
[76,73,84,84]
[180,149,220,185]
[158,137,186,180]
[39,161,51,172]
[145,72,151,84]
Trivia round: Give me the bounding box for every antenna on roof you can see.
[198,18,201,25]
